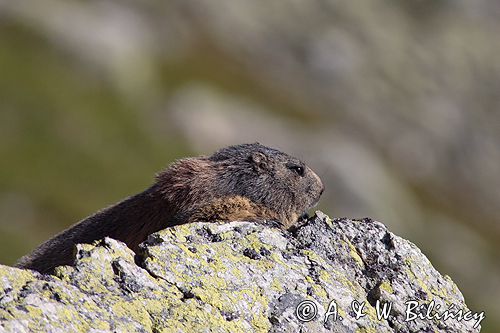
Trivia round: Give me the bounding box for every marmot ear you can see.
[250,152,269,172]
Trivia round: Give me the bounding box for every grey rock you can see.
[0,212,482,332]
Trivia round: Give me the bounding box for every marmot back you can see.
[16,143,324,273]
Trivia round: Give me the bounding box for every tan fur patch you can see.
[189,196,281,224]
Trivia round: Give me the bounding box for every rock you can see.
[0,212,483,332]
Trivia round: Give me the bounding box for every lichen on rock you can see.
[0,212,482,332]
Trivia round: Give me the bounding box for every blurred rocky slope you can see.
[0,0,498,331]
[0,213,482,332]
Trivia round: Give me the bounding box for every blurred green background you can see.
[0,1,498,330]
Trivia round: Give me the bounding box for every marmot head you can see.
[208,143,324,227]
[157,143,324,228]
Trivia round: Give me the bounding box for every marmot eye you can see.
[288,165,304,176]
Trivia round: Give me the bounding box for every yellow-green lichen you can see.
[322,213,334,228]
[336,273,360,295]
[243,233,272,253]
[379,281,393,294]
[342,239,364,268]
[112,300,153,330]
[310,282,328,299]
[162,225,194,243]
[23,305,44,318]
[165,298,252,332]
[271,278,284,292]
[0,265,36,293]
[405,257,433,300]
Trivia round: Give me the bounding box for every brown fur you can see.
[189,195,281,225]
[15,143,324,274]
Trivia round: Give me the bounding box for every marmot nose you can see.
[320,186,324,196]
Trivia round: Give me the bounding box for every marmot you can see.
[16,143,324,273]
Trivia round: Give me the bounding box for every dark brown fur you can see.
[15,143,324,274]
